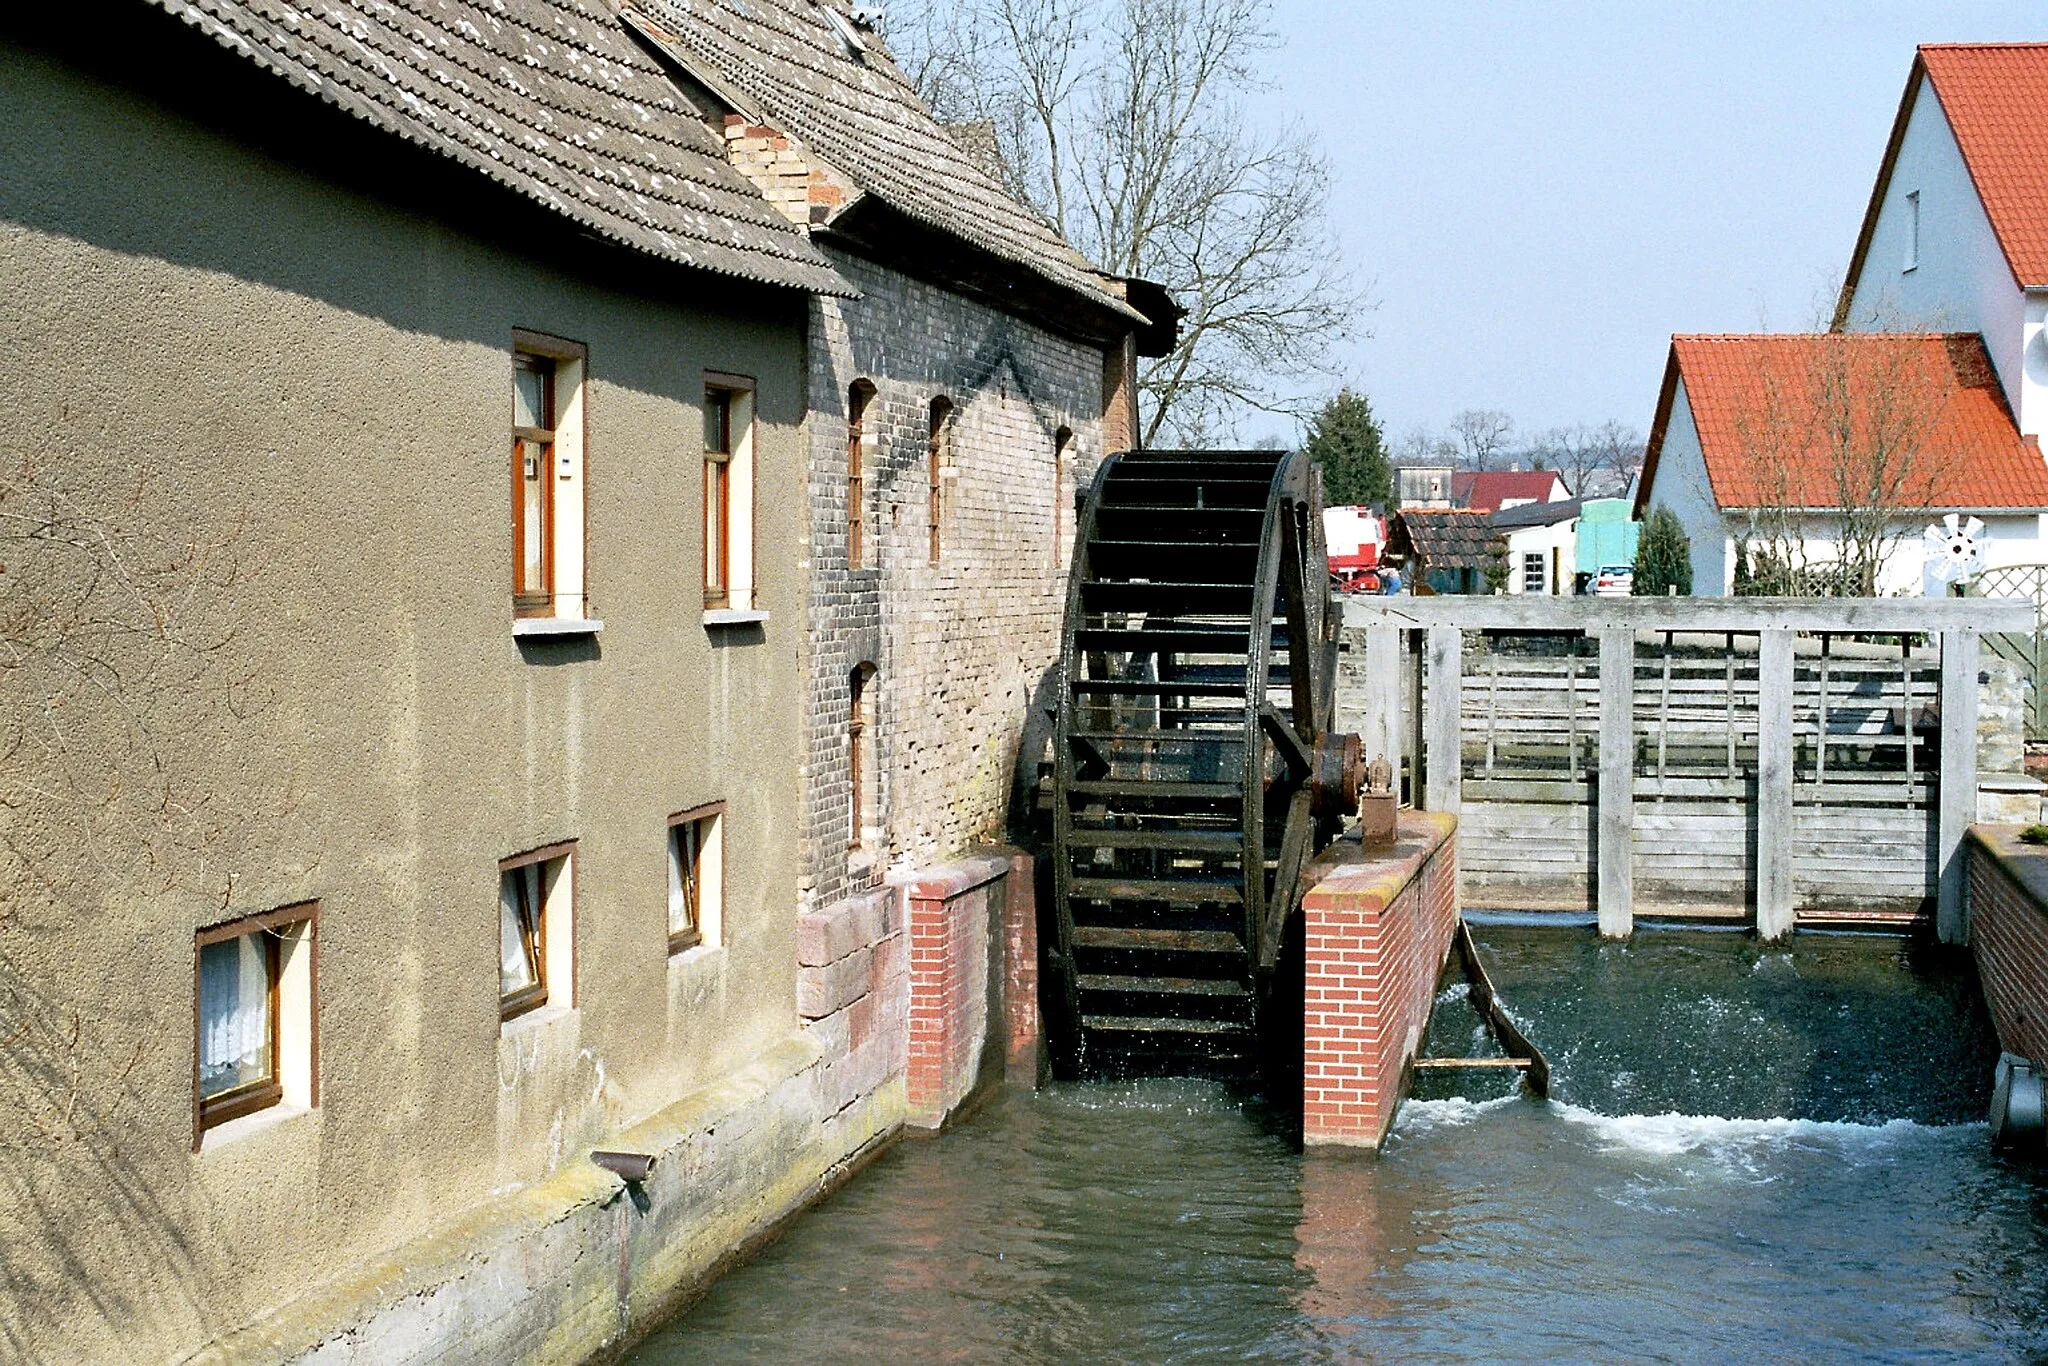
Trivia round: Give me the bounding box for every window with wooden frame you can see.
[194,902,317,1146]
[667,803,724,954]
[510,332,588,621]
[927,396,953,566]
[499,842,574,1022]
[1522,551,1545,594]
[847,380,876,568]
[703,375,756,614]
[849,662,876,850]
[1052,425,1074,569]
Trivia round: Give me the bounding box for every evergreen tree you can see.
[1636,504,1693,596]
[1305,388,1392,508]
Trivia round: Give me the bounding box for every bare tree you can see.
[1725,337,1944,595]
[1587,419,1645,488]
[889,0,1366,444]
[1448,408,1514,470]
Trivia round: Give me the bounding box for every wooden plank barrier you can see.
[1341,595,2030,942]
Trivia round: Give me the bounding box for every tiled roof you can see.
[147,0,849,295]
[1921,44,2048,288]
[1388,508,1494,570]
[1452,470,1568,513]
[1644,333,2048,512]
[624,0,1141,321]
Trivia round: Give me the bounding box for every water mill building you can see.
[0,0,1171,1360]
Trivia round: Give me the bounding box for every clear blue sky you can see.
[1258,1,2048,449]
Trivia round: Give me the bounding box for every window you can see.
[849,663,876,849]
[928,396,953,566]
[704,375,757,614]
[1052,425,1074,569]
[499,843,574,1022]
[194,903,316,1146]
[1904,190,1920,272]
[510,332,588,621]
[848,380,875,568]
[1523,551,1546,594]
[668,803,725,954]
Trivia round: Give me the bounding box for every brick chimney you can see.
[722,115,853,227]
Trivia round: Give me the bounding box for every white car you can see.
[1593,564,1634,597]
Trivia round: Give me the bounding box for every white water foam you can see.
[1553,1102,1978,1158]
[1392,1094,1522,1134]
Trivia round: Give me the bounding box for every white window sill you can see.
[513,618,604,638]
[702,609,769,628]
[198,1102,311,1153]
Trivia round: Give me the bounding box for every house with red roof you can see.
[1450,469,1570,514]
[1638,44,2048,595]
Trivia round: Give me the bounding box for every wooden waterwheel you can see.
[1043,449,1363,1077]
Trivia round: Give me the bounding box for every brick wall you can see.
[1300,813,1460,1149]
[1969,827,2048,1066]
[800,849,1040,1133]
[799,251,1105,914]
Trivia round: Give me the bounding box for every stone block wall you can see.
[1969,827,2048,1067]
[1300,813,1460,1149]
[797,885,909,1117]
[799,251,1105,914]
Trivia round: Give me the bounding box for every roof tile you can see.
[625,0,1138,319]
[149,0,849,293]
[1668,333,2048,510]
[1920,44,2048,287]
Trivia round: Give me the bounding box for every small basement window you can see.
[195,903,317,1147]
[500,842,575,1022]
[668,803,725,954]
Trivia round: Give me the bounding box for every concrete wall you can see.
[1842,75,2030,430]
[1299,814,1459,1150]
[0,37,828,1364]
[798,251,1104,915]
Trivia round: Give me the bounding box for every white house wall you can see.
[1844,74,2030,432]
[1644,376,1734,593]
[1787,512,2044,596]
[1503,520,1576,594]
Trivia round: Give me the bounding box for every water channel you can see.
[631,922,2048,1361]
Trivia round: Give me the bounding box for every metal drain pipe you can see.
[1990,1053,2046,1153]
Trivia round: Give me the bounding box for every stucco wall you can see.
[1843,75,2030,431]
[1642,376,1734,593]
[1502,521,1576,594]
[0,38,815,1363]
[799,251,1104,913]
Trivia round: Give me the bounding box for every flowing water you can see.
[630,923,2048,1362]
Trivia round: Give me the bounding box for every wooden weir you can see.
[1338,595,2035,943]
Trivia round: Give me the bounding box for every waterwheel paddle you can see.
[1043,449,1364,1078]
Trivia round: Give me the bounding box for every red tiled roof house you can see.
[1637,44,2048,595]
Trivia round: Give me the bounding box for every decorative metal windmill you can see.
[1923,512,1987,595]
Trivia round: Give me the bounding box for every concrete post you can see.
[1597,627,1634,938]
[1424,626,1463,815]
[1939,630,1979,944]
[1363,623,1403,786]
[1755,627,1795,941]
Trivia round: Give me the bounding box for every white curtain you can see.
[198,934,270,1095]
